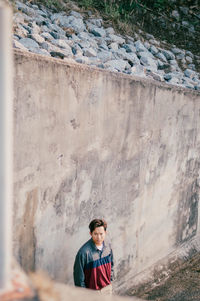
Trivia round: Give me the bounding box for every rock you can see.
[99,43,109,51]
[88,18,103,27]
[40,25,50,33]
[30,47,51,56]
[149,39,160,46]
[181,58,186,65]
[150,45,159,55]
[71,44,82,56]
[183,81,195,89]
[78,40,92,49]
[97,51,112,63]
[19,37,40,49]
[126,53,141,65]
[147,70,164,81]
[164,73,173,81]
[31,4,39,9]
[13,12,25,24]
[135,40,146,52]
[176,53,185,60]
[28,34,45,44]
[185,56,193,63]
[35,16,47,26]
[171,47,183,55]
[13,35,20,41]
[145,33,154,40]
[77,32,91,40]
[50,51,65,59]
[22,24,32,33]
[140,53,157,71]
[108,42,118,51]
[105,27,115,35]
[144,42,150,50]
[41,32,54,41]
[83,48,97,57]
[51,13,68,25]
[13,39,28,51]
[105,59,128,72]
[169,59,178,66]
[47,23,66,36]
[50,31,61,39]
[16,2,35,16]
[51,13,86,33]
[41,41,61,52]
[29,22,41,34]
[75,56,89,64]
[161,49,175,60]
[90,27,106,38]
[36,9,48,18]
[70,11,83,19]
[126,35,135,43]
[131,65,146,77]
[87,57,101,66]
[184,69,195,79]
[185,51,194,58]
[14,24,28,38]
[108,34,125,45]
[51,39,73,55]
[66,18,86,33]
[122,44,136,53]
[70,34,81,42]
[168,77,180,85]
[157,59,167,70]
[114,48,128,59]
[188,64,196,71]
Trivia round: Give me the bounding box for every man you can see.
[73,219,114,294]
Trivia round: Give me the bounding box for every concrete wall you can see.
[13,50,200,294]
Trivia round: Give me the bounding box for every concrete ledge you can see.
[14,49,200,96]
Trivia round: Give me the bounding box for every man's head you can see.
[89,219,107,246]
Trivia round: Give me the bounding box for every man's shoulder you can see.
[77,239,93,255]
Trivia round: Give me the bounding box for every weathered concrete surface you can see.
[13,49,200,294]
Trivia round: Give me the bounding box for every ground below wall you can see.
[130,252,200,301]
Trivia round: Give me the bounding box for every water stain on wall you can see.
[19,188,38,272]
[176,159,199,244]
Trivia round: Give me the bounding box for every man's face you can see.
[90,226,106,246]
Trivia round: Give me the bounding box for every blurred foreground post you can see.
[0,1,13,290]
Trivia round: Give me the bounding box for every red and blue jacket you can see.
[73,238,114,290]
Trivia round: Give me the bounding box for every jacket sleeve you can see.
[111,247,114,281]
[73,251,86,287]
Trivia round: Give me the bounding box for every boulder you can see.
[19,37,40,49]
[105,59,128,72]
[90,27,106,38]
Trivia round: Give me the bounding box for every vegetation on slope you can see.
[21,0,200,57]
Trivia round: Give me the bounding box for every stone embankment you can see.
[13,0,200,90]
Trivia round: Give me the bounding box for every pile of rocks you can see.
[13,0,200,90]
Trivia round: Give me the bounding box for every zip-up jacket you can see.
[73,238,114,290]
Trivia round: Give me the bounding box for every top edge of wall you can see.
[14,49,200,96]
